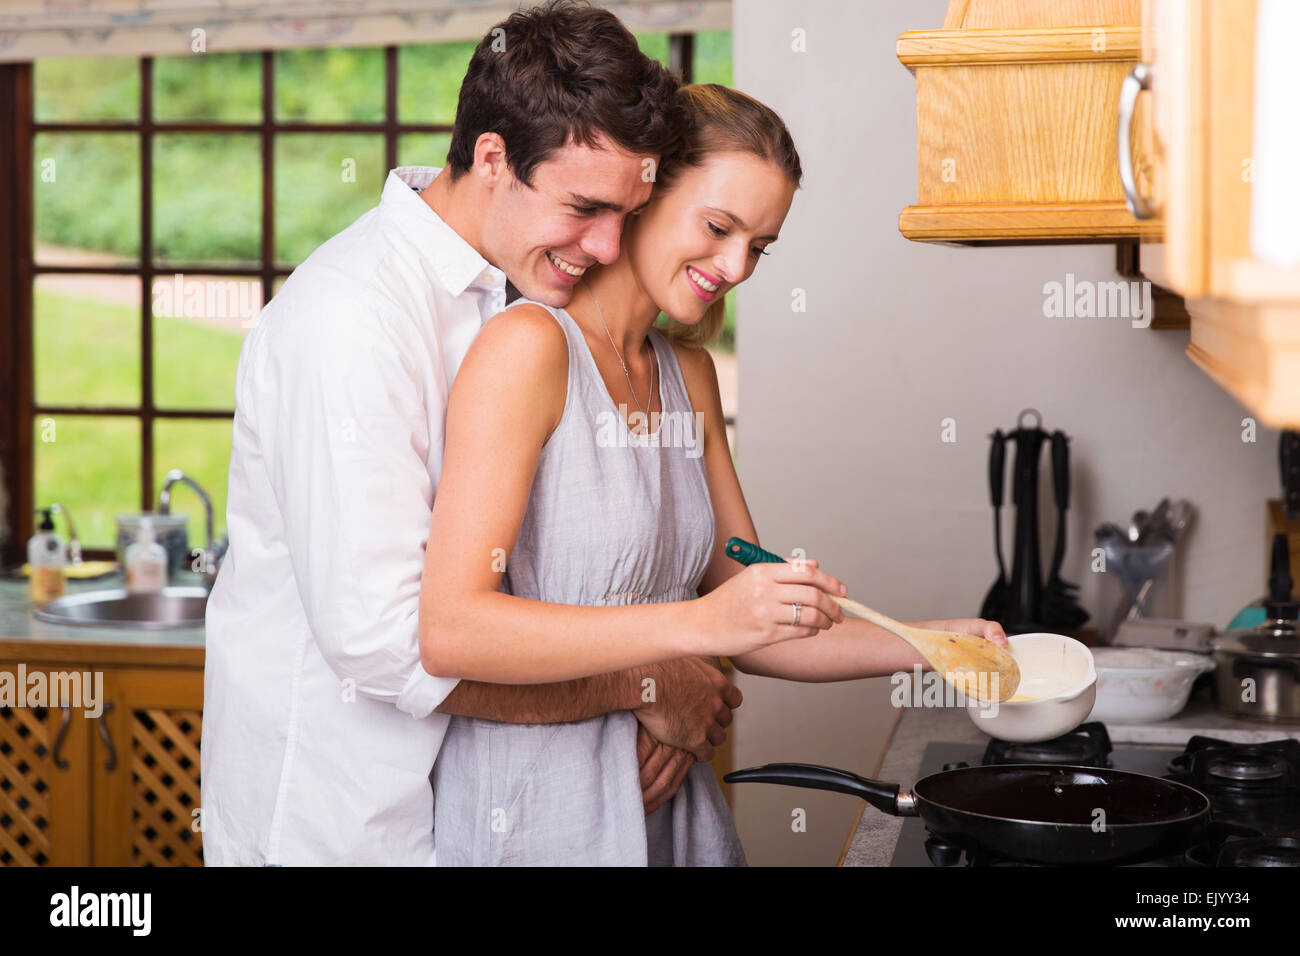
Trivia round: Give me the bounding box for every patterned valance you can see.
[0,1,730,61]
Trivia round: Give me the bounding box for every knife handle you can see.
[724,537,787,566]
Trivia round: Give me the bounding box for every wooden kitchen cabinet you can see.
[0,662,93,865]
[902,0,1300,425]
[0,643,204,866]
[1139,0,1300,424]
[897,0,1160,242]
[92,666,204,866]
[1,638,737,865]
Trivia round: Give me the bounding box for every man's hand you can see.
[632,656,741,762]
[637,724,695,815]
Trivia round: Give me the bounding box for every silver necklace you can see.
[588,284,656,427]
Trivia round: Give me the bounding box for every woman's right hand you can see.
[691,559,847,658]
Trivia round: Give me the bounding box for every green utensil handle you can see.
[725,537,787,566]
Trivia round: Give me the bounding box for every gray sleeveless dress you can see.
[430,300,746,866]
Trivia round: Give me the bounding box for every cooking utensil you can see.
[1096,533,1176,639]
[983,410,1085,633]
[724,537,1020,702]
[979,428,1010,622]
[966,633,1096,742]
[1212,533,1300,721]
[724,762,1210,865]
[1039,431,1088,629]
[1008,410,1047,631]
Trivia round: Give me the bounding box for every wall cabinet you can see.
[897,0,1158,242]
[902,0,1300,426]
[1141,0,1300,425]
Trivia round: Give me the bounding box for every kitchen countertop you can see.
[839,688,1300,867]
[0,571,205,659]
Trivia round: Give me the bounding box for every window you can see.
[0,32,733,564]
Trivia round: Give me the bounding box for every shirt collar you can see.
[382,166,507,298]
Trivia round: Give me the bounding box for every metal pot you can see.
[1212,533,1300,722]
[1212,619,1300,722]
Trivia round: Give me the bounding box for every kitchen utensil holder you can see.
[1096,539,1177,643]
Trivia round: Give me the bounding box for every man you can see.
[200,0,739,866]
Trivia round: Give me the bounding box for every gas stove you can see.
[889,723,1300,866]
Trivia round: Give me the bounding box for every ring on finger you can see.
[791,602,802,626]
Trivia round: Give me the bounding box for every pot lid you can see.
[1213,620,1300,659]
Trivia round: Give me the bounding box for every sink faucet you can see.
[158,469,227,587]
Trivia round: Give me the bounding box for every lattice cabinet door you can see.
[92,667,204,866]
[0,661,93,866]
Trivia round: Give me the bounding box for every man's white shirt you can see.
[200,166,507,865]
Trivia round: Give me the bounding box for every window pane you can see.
[694,31,734,86]
[151,274,257,409]
[33,415,141,548]
[275,134,384,267]
[153,134,260,266]
[153,419,234,540]
[398,133,451,169]
[153,52,261,123]
[276,47,384,122]
[636,34,670,67]
[34,57,139,122]
[34,132,140,265]
[398,42,475,125]
[34,275,141,408]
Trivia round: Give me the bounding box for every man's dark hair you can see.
[446,0,687,186]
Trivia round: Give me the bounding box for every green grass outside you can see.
[33,286,242,547]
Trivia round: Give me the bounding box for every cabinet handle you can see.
[1118,62,1154,219]
[51,705,72,770]
[95,701,117,772]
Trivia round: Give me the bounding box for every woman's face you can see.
[627,151,796,323]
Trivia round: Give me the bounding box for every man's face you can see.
[481,135,655,307]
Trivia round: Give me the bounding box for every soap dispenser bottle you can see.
[28,507,67,605]
[125,516,168,594]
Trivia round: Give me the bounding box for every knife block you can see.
[1265,500,1300,598]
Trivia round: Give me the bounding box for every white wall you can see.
[729,0,1280,866]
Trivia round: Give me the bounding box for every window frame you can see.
[0,36,697,565]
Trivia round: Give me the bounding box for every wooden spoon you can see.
[724,537,1020,702]
[832,594,1020,703]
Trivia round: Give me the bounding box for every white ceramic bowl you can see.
[1086,647,1216,723]
[966,633,1097,742]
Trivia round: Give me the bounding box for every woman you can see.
[422,85,1006,865]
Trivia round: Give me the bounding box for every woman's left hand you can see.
[913,618,1009,649]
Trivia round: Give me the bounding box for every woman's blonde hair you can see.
[655,84,803,349]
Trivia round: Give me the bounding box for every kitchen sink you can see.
[33,587,209,629]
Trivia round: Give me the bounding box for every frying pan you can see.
[725,763,1211,865]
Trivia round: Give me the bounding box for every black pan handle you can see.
[724,763,910,816]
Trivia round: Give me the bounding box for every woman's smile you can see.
[686,264,722,301]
